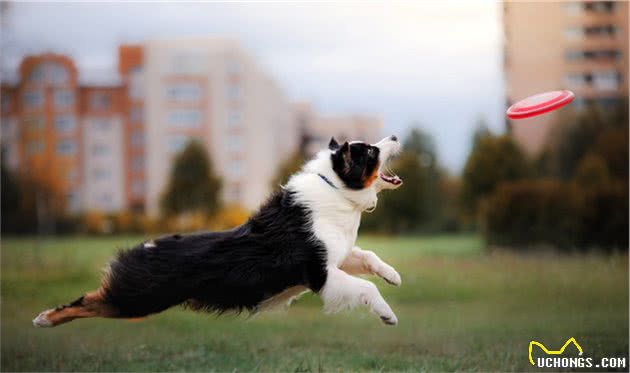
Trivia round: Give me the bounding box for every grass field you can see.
[2,234,628,372]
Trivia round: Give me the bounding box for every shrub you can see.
[483,180,580,250]
[483,179,628,251]
[578,182,628,251]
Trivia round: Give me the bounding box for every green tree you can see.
[160,141,222,216]
[271,151,305,189]
[460,134,529,215]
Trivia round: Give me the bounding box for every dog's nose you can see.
[390,135,398,142]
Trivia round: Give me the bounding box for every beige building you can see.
[503,1,628,155]
[292,102,383,155]
[143,38,296,215]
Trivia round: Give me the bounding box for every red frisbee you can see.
[506,90,575,120]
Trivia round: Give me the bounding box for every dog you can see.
[33,135,403,327]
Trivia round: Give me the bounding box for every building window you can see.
[23,90,44,108]
[55,115,76,133]
[226,84,240,101]
[167,109,202,128]
[25,116,45,131]
[584,1,615,13]
[131,130,144,147]
[129,107,143,123]
[564,27,583,41]
[166,83,202,102]
[227,135,242,152]
[92,143,110,156]
[168,135,191,153]
[56,140,76,155]
[2,95,10,113]
[93,168,111,180]
[100,193,113,205]
[131,156,144,171]
[26,140,44,155]
[92,119,111,131]
[131,180,144,197]
[91,92,111,110]
[170,51,206,74]
[593,71,621,90]
[565,49,621,61]
[54,89,74,108]
[227,160,244,178]
[227,110,241,127]
[226,59,240,74]
[67,190,80,211]
[27,66,46,83]
[48,63,69,85]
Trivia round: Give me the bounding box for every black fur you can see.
[331,141,380,190]
[102,189,327,318]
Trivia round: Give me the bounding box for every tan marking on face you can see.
[362,160,380,188]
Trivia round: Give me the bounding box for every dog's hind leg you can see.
[340,246,401,286]
[319,267,398,325]
[32,289,116,327]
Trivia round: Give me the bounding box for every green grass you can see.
[2,234,628,372]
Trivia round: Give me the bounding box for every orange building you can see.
[3,54,84,211]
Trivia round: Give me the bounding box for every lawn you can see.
[2,234,628,372]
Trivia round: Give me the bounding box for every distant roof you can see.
[79,67,122,87]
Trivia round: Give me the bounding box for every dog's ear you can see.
[339,141,351,163]
[328,137,339,150]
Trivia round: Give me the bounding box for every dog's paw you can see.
[379,266,401,286]
[379,312,398,326]
[33,309,54,328]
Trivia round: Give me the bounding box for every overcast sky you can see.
[1,2,505,172]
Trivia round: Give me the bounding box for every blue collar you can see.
[318,173,338,189]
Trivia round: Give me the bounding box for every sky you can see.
[1,2,505,172]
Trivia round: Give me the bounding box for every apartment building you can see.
[2,39,383,215]
[292,102,383,155]
[503,1,629,155]
[142,38,296,214]
[80,85,126,212]
[1,54,84,212]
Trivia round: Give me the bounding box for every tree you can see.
[160,141,222,216]
[460,134,529,215]
[1,162,20,232]
[271,151,305,189]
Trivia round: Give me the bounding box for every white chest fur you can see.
[311,209,361,267]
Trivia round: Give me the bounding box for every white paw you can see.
[379,266,402,286]
[32,309,54,328]
[379,313,398,326]
[370,299,398,326]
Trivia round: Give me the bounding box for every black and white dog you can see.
[33,136,403,327]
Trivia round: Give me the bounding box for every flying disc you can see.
[506,90,575,120]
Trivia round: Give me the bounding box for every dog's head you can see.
[328,135,403,192]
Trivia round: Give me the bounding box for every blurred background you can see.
[1,2,628,372]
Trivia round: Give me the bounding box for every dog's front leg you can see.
[319,267,398,325]
[340,246,401,286]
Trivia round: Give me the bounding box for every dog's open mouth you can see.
[379,172,402,186]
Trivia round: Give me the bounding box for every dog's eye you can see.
[368,148,376,157]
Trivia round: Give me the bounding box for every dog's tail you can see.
[32,288,115,328]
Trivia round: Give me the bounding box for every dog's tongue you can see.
[379,173,402,185]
